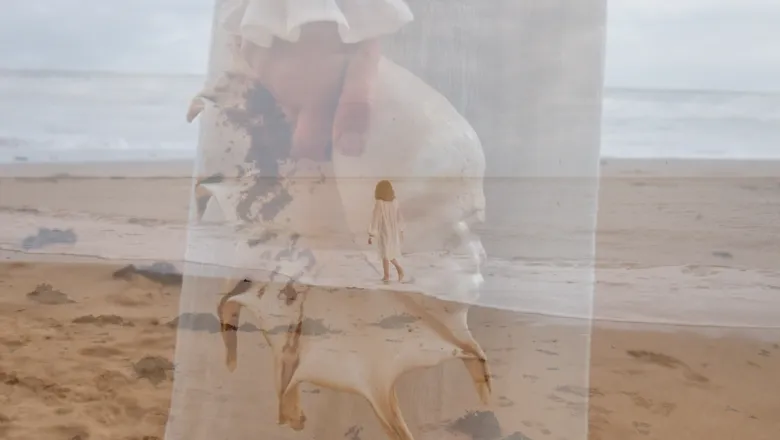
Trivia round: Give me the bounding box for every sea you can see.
[1,70,779,164]
[1,70,779,328]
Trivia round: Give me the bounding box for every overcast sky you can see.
[0,0,777,92]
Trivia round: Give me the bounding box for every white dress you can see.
[368,199,404,260]
[221,0,414,48]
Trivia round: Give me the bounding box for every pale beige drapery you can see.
[165,1,605,439]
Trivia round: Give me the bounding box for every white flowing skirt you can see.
[221,0,414,47]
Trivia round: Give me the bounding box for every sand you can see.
[0,158,778,439]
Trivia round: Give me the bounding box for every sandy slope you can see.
[0,261,777,440]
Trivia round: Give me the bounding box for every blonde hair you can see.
[374,179,395,202]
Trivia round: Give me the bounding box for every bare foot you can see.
[397,268,405,282]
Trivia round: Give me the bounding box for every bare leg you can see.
[382,258,391,282]
[333,39,381,156]
[279,383,306,431]
[278,320,306,429]
[390,259,404,282]
[292,102,337,161]
[215,278,256,371]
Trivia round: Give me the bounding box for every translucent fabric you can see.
[165,1,605,439]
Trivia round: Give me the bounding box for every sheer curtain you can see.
[165,1,605,439]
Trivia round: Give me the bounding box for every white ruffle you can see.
[222,0,414,47]
[221,0,414,48]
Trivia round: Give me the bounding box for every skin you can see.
[189,22,379,161]
[370,182,406,282]
[368,237,405,282]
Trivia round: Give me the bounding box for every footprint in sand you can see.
[711,251,734,260]
[622,392,676,415]
[49,423,90,439]
[654,402,677,416]
[626,350,709,384]
[112,262,183,286]
[85,400,124,425]
[73,314,134,327]
[622,392,653,410]
[344,425,364,440]
[107,289,155,307]
[446,410,502,440]
[133,356,174,385]
[131,336,174,351]
[166,312,260,333]
[590,404,613,416]
[680,265,721,277]
[632,421,652,436]
[94,370,130,392]
[1,371,71,399]
[26,283,75,305]
[114,395,146,419]
[547,393,567,404]
[497,395,514,407]
[556,385,603,398]
[0,336,27,351]
[79,346,124,357]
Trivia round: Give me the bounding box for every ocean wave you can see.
[2,71,780,162]
[604,89,780,121]
[0,134,192,152]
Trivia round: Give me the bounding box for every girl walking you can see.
[368,180,405,282]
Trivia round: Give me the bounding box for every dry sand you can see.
[0,158,778,439]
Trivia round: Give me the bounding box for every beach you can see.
[0,158,778,439]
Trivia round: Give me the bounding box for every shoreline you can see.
[1,252,777,333]
[599,156,780,177]
[2,155,778,440]
[1,157,778,329]
[1,257,776,338]
[3,156,780,177]
[0,159,194,178]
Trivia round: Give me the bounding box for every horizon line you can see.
[0,67,777,95]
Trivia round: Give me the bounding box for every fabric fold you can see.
[221,0,415,48]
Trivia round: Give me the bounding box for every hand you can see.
[186,97,205,123]
[368,237,373,245]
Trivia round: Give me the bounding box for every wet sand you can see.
[0,158,778,439]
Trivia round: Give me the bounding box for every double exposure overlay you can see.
[166,1,604,439]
